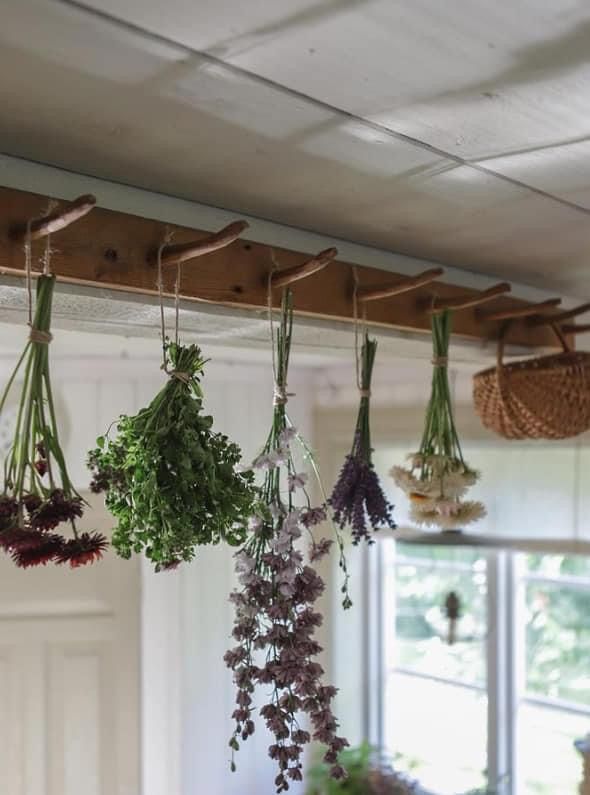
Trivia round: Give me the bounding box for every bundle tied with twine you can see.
[391,309,486,530]
[0,219,107,568]
[329,283,396,543]
[87,235,258,570]
[225,286,352,792]
[473,321,590,440]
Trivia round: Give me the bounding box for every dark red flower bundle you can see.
[0,275,107,568]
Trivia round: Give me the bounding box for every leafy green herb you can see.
[88,342,258,570]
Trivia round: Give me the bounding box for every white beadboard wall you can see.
[0,342,315,795]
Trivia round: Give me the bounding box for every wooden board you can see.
[0,186,559,348]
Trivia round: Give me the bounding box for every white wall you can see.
[0,329,319,795]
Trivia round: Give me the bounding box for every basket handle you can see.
[497,321,570,368]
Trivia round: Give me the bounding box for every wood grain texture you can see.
[0,185,559,348]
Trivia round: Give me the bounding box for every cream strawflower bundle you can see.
[390,310,486,530]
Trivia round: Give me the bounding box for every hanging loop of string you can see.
[267,251,295,406]
[156,228,188,382]
[24,200,58,344]
[352,266,370,398]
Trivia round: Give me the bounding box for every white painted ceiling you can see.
[1,0,590,295]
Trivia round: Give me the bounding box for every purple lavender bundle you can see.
[225,290,350,793]
[329,333,396,544]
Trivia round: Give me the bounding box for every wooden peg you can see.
[479,297,562,322]
[270,247,337,289]
[357,267,444,302]
[428,282,511,314]
[151,220,249,267]
[561,323,590,335]
[10,194,96,241]
[530,301,590,326]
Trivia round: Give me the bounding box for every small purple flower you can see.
[310,538,333,562]
[301,505,327,528]
[329,436,396,545]
[287,471,308,492]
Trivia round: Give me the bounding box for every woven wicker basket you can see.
[473,324,590,440]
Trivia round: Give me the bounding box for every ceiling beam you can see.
[0,185,561,348]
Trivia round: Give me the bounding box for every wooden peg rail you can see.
[271,247,337,289]
[149,221,249,267]
[0,185,562,349]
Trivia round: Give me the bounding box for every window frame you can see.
[314,401,590,795]
[378,542,590,795]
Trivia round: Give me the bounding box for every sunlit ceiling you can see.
[1,0,590,294]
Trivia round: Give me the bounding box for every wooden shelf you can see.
[0,185,560,348]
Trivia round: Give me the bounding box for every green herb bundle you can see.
[88,342,258,570]
[0,274,107,568]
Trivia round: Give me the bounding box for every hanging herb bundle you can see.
[87,341,258,570]
[329,331,396,544]
[390,310,485,530]
[0,274,107,568]
[225,289,350,792]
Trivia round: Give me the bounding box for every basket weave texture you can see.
[473,325,590,440]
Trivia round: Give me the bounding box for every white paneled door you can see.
[0,496,140,795]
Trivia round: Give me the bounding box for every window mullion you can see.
[487,549,511,795]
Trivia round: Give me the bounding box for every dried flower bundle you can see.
[391,310,485,530]
[87,341,258,570]
[225,290,350,792]
[0,275,107,567]
[330,332,396,543]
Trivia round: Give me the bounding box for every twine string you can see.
[24,199,58,336]
[24,220,33,328]
[156,227,179,376]
[432,356,449,367]
[352,266,369,395]
[267,250,295,407]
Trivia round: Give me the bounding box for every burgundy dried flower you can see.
[55,532,108,568]
[22,493,42,514]
[0,527,47,551]
[29,490,84,531]
[34,459,48,477]
[0,496,19,532]
[11,533,65,568]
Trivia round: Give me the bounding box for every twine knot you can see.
[169,369,190,384]
[273,385,294,406]
[29,327,53,344]
[432,356,448,367]
[359,388,371,398]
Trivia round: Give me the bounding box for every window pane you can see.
[393,545,487,687]
[527,553,590,579]
[517,703,587,794]
[385,672,488,794]
[525,580,590,706]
